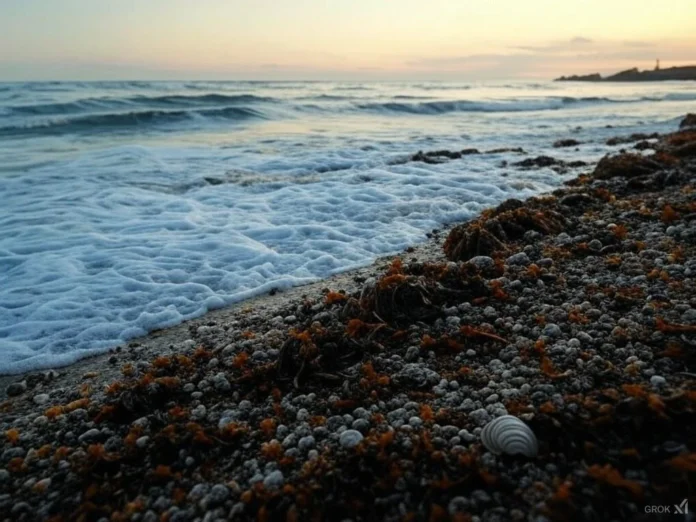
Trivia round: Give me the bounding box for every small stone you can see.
[352,418,370,433]
[6,381,27,397]
[136,436,150,448]
[469,256,495,270]
[576,331,593,343]
[208,484,230,505]
[408,416,423,428]
[282,434,297,448]
[446,315,461,327]
[471,489,491,503]
[132,417,150,428]
[485,393,500,404]
[458,429,476,442]
[506,252,531,266]
[681,309,696,324]
[191,405,207,420]
[339,429,364,449]
[405,346,420,362]
[588,239,603,252]
[78,428,102,444]
[3,447,25,460]
[34,478,51,491]
[469,408,491,426]
[33,393,50,405]
[650,375,666,387]
[212,373,231,391]
[263,470,284,489]
[298,436,316,451]
[542,323,562,338]
[483,306,498,319]
[188,484,208,500]
[448,496,471,514]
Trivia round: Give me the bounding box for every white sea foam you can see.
[0,80,690,374]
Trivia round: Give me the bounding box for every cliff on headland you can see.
[555,65,696,82]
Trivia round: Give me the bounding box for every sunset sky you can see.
[1,0,695,80]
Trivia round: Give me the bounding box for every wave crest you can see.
[0,106,265,137]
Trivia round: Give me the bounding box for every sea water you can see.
[1,80,694,373]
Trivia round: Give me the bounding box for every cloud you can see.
[511,37,596,53]
[622,40,655,48]
[403,37,696,79]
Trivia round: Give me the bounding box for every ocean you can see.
[0,80,694,374]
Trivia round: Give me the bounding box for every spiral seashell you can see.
[480,415,538,457]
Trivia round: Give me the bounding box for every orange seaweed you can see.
[661,205,679,223]
[6,428,19,445]
[587,464,642,496]
[668,453,696,471]
[656,317,696,333]
[325,291,347,305]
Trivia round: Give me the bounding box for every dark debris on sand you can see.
[1,116,696,522]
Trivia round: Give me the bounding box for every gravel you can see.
[1,121,695,522]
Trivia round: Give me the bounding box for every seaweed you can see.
[444,199,565,262]
[592,153,662,179]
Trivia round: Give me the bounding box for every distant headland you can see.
[555,62,696,82]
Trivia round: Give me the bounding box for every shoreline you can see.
[0,145,587,382]
[0,225,450,389]
[1,116,694,521]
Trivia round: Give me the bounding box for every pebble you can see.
[542,323,562,338]
[682,309,696,324]
[263,470,284,489]
[188,484,208,500]
[33,478,51,491]
[298,436,316,451]
[588,239,603,251]
[352,418,370,433]
[212,373,230,391]
[448,496,471,514]
[339,430,364,449]
[404,346,420,362]
[78,428,102,444]
[6,381,27,397]
[576,331,593,343]
[33,394,50,405]
[207,484,229,506]
[506,252,531,266]
[191,405,207,420]
[650,375,666,387]
[33,415,49,426]
[469,408,491,426]
[469,256,495,270]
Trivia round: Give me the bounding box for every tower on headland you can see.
[655,59,660,71]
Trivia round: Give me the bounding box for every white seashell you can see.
[480,415,538,457]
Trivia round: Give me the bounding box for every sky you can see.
[0,0,695,81]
